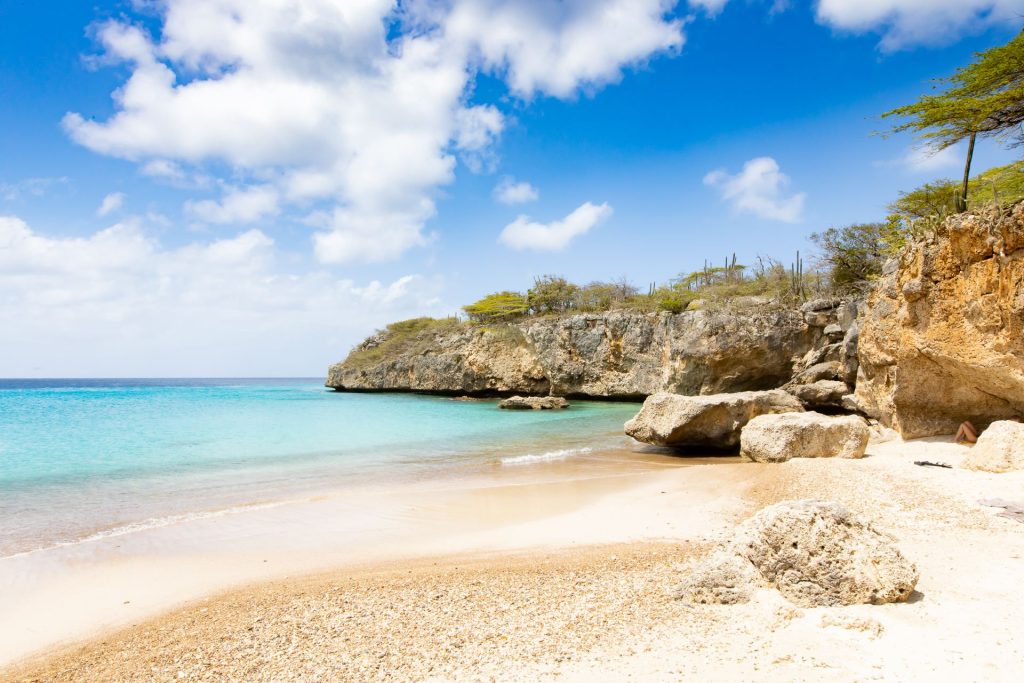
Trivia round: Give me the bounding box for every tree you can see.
[526,275,579,315]
[883,30,1024,212]
[462,291,528,323]
[811,223,900,289]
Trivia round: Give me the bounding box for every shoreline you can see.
[0,445,742,669]
[6,437,1024,680]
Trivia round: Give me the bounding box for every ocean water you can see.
[0,379,642,557]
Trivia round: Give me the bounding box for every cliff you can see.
[855,204,1024,437]
[327,307,828,399]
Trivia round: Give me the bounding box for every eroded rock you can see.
[855,205,1024,437]
[498,396,569,410]
[677,500,918,607]
[740,412,869,463]
[624,390,803,450]
[785,380,850,410]
[962,420,1024,473]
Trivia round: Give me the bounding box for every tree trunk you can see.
[958,132,977,213]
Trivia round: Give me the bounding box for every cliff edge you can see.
[855,203,1024,437]
[327,307,827,399]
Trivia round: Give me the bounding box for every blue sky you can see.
[1,0,1021,377]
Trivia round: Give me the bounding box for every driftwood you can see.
[913,460,952,469]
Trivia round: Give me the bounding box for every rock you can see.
[740,412,869,463]
[836,300,860,330]
[855,205,1024,437]
[962,420,1024,472]
[785,380,849,410]
[823,324,844,342]
[841,393,864,414]
[677,500,919,607]
[791,361,843,385]
[328,308,820,398]
[676,548,762,605]
[801,298,841,313]
[803,310,833,328]
[624,390,803,450]
[498,395,569,410]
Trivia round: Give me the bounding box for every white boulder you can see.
[740,412,869,463]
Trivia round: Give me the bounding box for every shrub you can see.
[527,275,579,315]
[462,291,529,323]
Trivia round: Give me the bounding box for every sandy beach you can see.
[5,436,1024,681]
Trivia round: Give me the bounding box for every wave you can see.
[500,447,592,466]
[2,500,288,560]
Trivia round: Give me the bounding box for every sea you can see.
[0,378,643,558]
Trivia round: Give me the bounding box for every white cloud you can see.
[62,0,684,264]
[493,178,539,204]
[704,157,806,222]
[446,0,684,99]
[96,192,125,217]
[900,145,963,173]
[815,0,1024,50]
[1,177,69,202]
[0,214,443,376]
[186,185,280,225]
[499,202,612,251]
[689,0,729,16]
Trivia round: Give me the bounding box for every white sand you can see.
[5,438,1024,681]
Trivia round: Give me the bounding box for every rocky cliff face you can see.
[327,307,827,399]
[855,204,1024,438]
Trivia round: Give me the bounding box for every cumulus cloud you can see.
[62,0,684,264]
[704,157,805,222]
[186,185,280,225]
[0,214,443,376]
[815,0,1024,50]
[96,192,125,217]
[493,178,539,204]
[499,202,612,251]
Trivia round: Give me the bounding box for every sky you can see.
[1,0,1022,377]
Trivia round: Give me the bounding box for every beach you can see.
[6,435,1024,681]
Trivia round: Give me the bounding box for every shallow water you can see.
[0,379,642,556]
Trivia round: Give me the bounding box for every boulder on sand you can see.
[962,420,1024,473]
[498,395,569,410]
[740,412,869,463]
[624,390,803,450]
[678,500,919,607]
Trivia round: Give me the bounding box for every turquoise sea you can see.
[0,379,641,557]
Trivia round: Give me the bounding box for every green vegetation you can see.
[883,30,1024,210]
[462,291,529,323]
[344,317,461,368]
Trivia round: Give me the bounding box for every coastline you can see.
[7,437,1024,681]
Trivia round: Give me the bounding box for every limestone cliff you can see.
[327,308,826,399]
[855,204,1024,438]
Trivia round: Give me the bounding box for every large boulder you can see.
[740,412,869,463]
[678,500,919,607]
[624,390,803,450]
[962,420,1024,473]
[498,395,569,410]
[855,205,1024,438]
[785,380,849,410]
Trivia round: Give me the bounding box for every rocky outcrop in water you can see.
[855,205,1024,438]
[328,308,826,398]
[498,396,569,410]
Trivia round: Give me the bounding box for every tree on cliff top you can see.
[462,291,529,323]
[883,30,1024,212]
